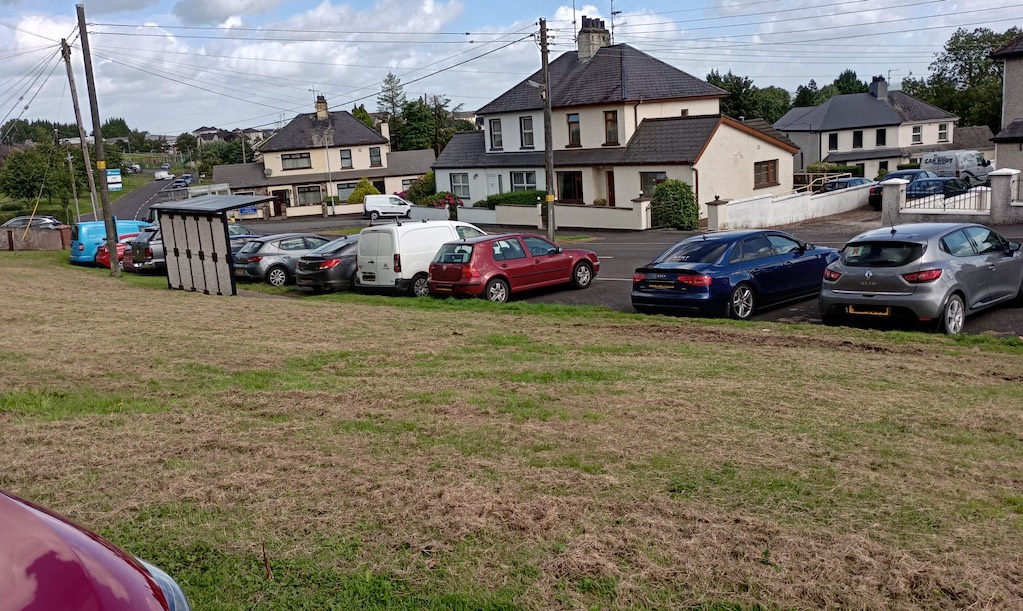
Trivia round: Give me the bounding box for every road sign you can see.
[106,168,122,192]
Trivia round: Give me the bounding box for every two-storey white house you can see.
[433,17,799,219]
[213,96,434,217]
[774,77,959,178]
[992,34,1023,174]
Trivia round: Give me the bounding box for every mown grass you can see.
[2,252,1023,610]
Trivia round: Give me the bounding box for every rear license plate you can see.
[847,304,891,316]
[297,277,311,285]
[362,273,376,282]
[434,284,452,292]
[647,282,675,290]
[234,269,246,277]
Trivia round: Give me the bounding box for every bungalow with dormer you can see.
[213,96,434,217]
[433,17,799,220]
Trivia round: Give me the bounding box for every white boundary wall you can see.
[708,184,870,230]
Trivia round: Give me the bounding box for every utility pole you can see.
[76,4,118,275]
[61,37,99,220]
[540,18,556,240]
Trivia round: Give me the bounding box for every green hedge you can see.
[651,180,697,230]
[474,189,546,210]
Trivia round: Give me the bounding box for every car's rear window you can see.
[433,243,474,264]
[840,241,925,267]
[238,241,264,254]
[654,240,729,264]
[311,236,356,255]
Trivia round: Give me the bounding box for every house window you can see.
[938,123,949,142]
[369,147,381,167]
[852,130,863,149]
[519,116,533,149]
[879,161,889,172]
[639,171,667,197]
[604,111,619,145]
[336,182,358,201]
[557,171,583,201]
[754,160,779,189]
[450,173,470,198]
[296,185,322,205]
[875,128,886,147]
[828,133,838,151]
[511,171,536,191]
[567,113,581,147]
[281,152,311,170]
[489,119,503,150]
[680,109,689,117]
[340,149,352,169]
[912,126,922,144]
[401,178,415,191]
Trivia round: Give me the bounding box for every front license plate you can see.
[647,282,675,290]
[847,304,891,316]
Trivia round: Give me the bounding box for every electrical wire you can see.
[0,46,63,139]
[91,22,528,37]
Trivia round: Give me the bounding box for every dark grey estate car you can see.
[819,223,1023,334]
[234,233,331,286]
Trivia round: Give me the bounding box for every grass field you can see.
[2,252,1022,610]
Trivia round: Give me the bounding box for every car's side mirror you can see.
[549,247,562,255]
[1008,241,1021,253]
[803,243,815,251]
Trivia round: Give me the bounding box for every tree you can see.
[832,69,868,95]
[0,143,73,204]
[754,86,792,124]
[347,177,380,204]
[101,117,131,138]
[395,99,435,152]
[377,72,406,122]
[176,133,198,161]
[793,79,821,107]
[352,104,375,130]
[706,70,762,120]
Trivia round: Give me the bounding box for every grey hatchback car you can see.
[233,233,330,286]
[820,223,1023,334]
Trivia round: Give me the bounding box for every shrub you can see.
[1,202,26,212]
[593,198,608,206]
[421,191,463,208]
[346,178,380,204]
[475,189,546,210]
[897,163,920,170]
[874,168,889,181]
[404,171,436,204]
[651,179,697,230]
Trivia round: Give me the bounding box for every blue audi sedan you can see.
[632,230,839,319]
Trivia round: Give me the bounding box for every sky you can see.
[1,0,1021,138]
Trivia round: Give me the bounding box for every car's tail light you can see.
[823,268,842,281]
[902,268,942,283]
[679,274,712,287]
[145,247,153,259]
[393,254,401,273]
[78,243,84,251]
[241,256,263,263]
[319,258,342,270]
[632,272,646,283]
[460,266,482,281]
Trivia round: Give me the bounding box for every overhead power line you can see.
[91,22,528,37]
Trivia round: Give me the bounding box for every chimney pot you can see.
[314,95,329,120]
[577,15,611,61]
[869,76,888,100]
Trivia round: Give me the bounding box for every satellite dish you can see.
[264,168,273,177]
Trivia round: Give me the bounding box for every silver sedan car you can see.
[820,223,1023,334]
[233,233,331,287]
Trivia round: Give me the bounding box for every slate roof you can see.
[258,110,387,153]
[774,90,957,132]
[953,125,994,149]
[213,150,436,189]
[991,34,1023,60]
[477,44,726,114]
[993,119,1023,142]
[433,115,797,170]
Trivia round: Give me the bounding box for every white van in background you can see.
[363,194,412,220]
[154,171,174,181]
[356,220,485,296]
[919,150,992,186]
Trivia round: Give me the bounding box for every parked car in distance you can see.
[1,215,62,229]
[357,220,485,296]
[70,219,153,265]
[127,163,142,173]
[363,194,413,220]
[95,232,141,269]
[905,177,972,200]
[227,222,261,254]
[169,178,187,189]
[129,225,166,272]
[181,173,193,185]
[428,233,599,302]
[632,230,839,319]
[234,233,331,286]
[920,149,992,186]
[161,162,171,170]
[296,235,360,292]
[820,177,873,192]
[867,169,938,209]
[820,223,1023,334]
[1,489,191,610]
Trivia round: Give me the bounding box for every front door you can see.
[486,174,503,196]
[270,189,290,217]
[606,171,616,207]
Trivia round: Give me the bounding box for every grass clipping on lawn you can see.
[2,253,1022,610]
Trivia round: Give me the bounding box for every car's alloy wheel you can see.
[728,284,755,320]
[572,262,593,289]
[410,273,429,297]
[370,211,380,221]
[485,278,509,303]
[940,294,965,335]
[266,266,289,287]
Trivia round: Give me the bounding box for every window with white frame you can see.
[938,123,949,142]
[489,119,503,150]
[340,149,353,168]
[401,178,415,191]
[369,147,382,166]
[281,152,311,170]
[519,116,533,148]
[912,125,922,144]
[296,185,322,205]
[450,173,470,198]
[511,171,536,191]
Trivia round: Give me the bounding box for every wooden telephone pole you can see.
[539,18,556,240]
[60,38,100,221]
[76,3,118,275]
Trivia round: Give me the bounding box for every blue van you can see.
[70,219,153,265]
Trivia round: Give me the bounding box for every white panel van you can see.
[356,220,485,296]
[920,150,992,186]
[363,194,412,220]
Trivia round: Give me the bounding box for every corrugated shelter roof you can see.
[149,194,274,213]
[477,44,725,114]
[258,110,387,153]
[774,91,956,132]
[991,34,1023,59]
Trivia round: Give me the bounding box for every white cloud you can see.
[82,0,163,14]
[173,0,282,26]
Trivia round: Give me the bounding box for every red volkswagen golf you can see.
[428,233,599,302]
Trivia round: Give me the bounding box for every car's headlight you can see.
[137,558,192,611]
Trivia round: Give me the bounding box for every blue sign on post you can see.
[106,168,123,192]
[238,206,257,214]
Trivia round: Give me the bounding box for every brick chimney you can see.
[577,16,611,61]
[314,95,329,120]
[869,76,888,100]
